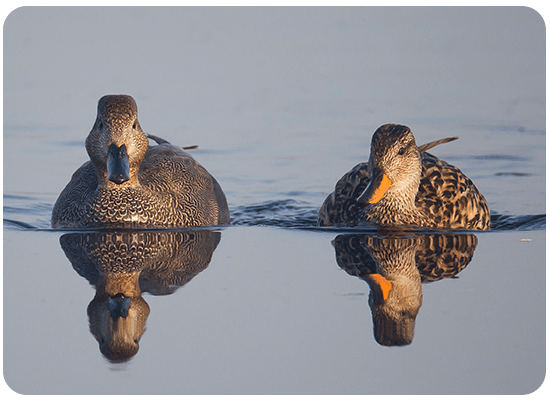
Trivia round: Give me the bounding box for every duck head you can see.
[365,236,423,346]
[86,95,149,187]
[87,271,150,363]
[358,124,422,206]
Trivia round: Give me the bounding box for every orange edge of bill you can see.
[370,273,392,301]
[369,174,392,204]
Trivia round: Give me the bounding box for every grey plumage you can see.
[60,229,221,362]
[51,95,230,228]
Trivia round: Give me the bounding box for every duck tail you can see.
[418,136,459,153]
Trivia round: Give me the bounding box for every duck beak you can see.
[358,168,392,204]
[369,273,392,301]
[108,293,131,319]
[107,143,130,184]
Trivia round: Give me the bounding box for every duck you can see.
[51,94,230,228]
[318,123,490,230]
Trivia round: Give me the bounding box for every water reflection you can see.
[59,230,221,363]
[332,233,478,346]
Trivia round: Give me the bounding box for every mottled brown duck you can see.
[51,95,230,228]
[318,124,490,230]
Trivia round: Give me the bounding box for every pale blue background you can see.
[3,7,546,395]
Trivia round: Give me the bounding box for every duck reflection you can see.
[332,233,477,346]
[59,230,221,363]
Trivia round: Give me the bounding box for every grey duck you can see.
[51,95,230,228]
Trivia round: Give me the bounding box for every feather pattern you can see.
[318,124,490,230]
[51,95,230,228]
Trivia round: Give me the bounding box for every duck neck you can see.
[368,168,423,225]
[381,177,420,213]
[98,272,142,298]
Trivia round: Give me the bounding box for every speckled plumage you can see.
[51,95,230,228]
[60,229,221,362]
[318,124,490,230]
[332,233,478,346]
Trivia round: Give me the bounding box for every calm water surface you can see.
[2,7,546,395]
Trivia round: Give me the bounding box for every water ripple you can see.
[230,200,545,231]
[230,199,318,227]
[489,213,546,231]
[3,196,545,232]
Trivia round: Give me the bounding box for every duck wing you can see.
[318,162,371,226]
[416,152,490,230]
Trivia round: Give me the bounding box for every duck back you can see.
[318,149,490,230]
[416,152,489,230]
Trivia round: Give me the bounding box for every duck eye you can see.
[98,121,104,130]
[132,121,138,130]
[398,147,406,156]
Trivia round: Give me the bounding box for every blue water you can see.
[2,6,546,395]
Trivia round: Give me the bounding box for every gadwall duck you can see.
[318,124,490,230]
[52,95,230,228]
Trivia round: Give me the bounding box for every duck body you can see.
[52,95,229,229]
[318,124,490,230]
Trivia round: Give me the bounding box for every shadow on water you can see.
[1,196,545,355]
[59,230,221,363]
[226,200,543,346]
[332,233,478,346]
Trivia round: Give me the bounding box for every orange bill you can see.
[370,273,392,301]
[358,169,393,205]
[368,174,392,204]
